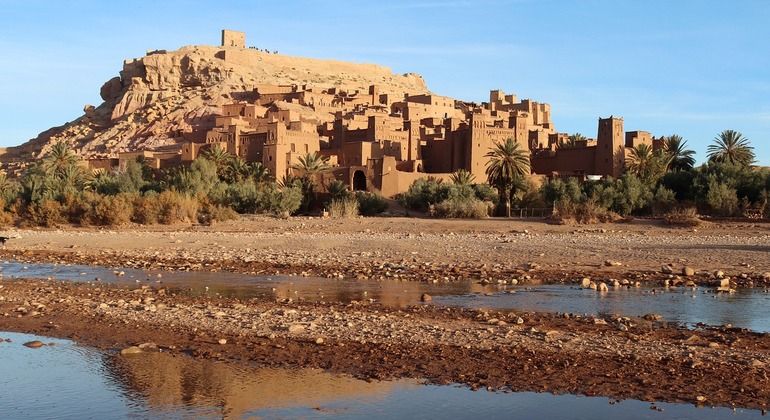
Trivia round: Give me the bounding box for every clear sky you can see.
[1,0,768,165]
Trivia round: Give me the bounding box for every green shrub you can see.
[356,191,388,216]
[432,196,489,219]
[267,184,303,217]
[706,179,738,216]
[399,177,450,211]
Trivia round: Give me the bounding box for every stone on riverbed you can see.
[23,340,44,348]
[120,346,143,356]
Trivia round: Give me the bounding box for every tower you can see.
[594,116,624,178]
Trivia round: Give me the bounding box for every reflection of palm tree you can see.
[707,130,755,166]
[663,135,695,172]
[485,138,530,217]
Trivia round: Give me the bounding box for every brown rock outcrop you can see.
[1,44,429,166]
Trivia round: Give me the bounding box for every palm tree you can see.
[291,152,330,210]
[707,130,755,166]
[248,162,270,183]
[561,133,585,149]
[41,142,79,176]
[485,138,530,217]
[225,156,250,183]
[663,135,696,172]
[202,145,233,180]
[450,169,475,186]
[325,179,351,201]
[626,143,670,183]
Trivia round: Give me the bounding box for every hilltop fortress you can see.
[10,30,662,196]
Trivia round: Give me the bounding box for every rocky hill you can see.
[0,44,429,165]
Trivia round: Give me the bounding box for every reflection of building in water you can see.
[109,352,406,417]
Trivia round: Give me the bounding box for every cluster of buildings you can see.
[92,30,663,197]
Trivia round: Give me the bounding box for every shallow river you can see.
[0,332,764,419]
[3,261,770,332]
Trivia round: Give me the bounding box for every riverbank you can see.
[1,216,770,410]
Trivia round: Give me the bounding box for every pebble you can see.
[218,339,227,345]
[23,340,44,348]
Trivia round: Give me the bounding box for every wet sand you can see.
[1,216,769,410]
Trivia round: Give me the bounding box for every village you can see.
[88,30,662,198]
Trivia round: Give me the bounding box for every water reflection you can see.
[0,332,764,419]
[109,352,403,418]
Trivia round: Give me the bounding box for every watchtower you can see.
[221,30,245,48]
[594,116,624,178]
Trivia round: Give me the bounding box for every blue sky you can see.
[1,0,768,165]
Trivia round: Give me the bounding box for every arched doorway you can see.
[353,170,367,191]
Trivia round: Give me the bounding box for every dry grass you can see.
[663,207,702,226]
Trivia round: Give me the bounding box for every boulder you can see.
[682,267,695,277]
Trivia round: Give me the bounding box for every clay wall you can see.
[531,146,597,175]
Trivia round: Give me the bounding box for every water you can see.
[434,285,770,332]
[0,261,770,332]
[0,332,763,419]
[3,261,770,332]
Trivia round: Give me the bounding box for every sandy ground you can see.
[1,216,770,411]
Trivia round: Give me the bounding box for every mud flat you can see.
[1,216,770,410]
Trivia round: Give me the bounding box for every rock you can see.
[751,359,765,368]
[288,324,305,334]
[580,278,591,288]
[714,270,725,279]
[515,317,524,325]
[23,340,44,348]
[597,282,609,292]
[643,313,663,321]
[682,267,695,277]
[120,346,143,356]
[718,279,730,288]
[593,318,607,325]
[661,265,674,274]
[617,324,628,331]
[420,293,432,302]
[315,337,324,344]
[218,339,227,345]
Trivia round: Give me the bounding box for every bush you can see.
[399,177,449,211]
[472,183,498,205]
[663,207,701,226]
[197,199,238,225]
[356,191,388,216]
[23,200,65,227]
[550,200,619,224]
[329,197,359,218]
[650,185,677,216]
[155,191,199,224]
[432,196,489,219]
[267,184,303,217]
[90,194,133,226]
[706,179,738,216]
